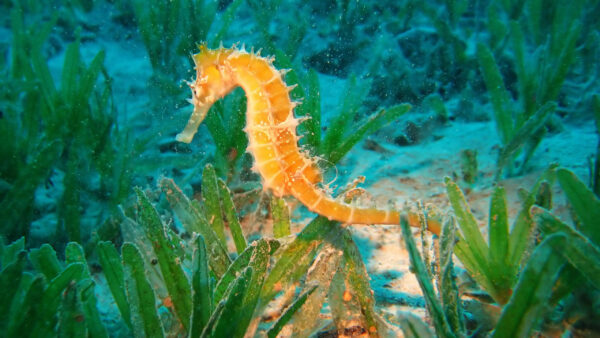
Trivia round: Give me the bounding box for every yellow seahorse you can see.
[176,45,440,235]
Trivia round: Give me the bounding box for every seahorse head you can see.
[190,45,236,103]
[176,45,236,143]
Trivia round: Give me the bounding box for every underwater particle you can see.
[343,290,352,302]
[405,121,421,143]
[393,121,422,146]
[273,281,283,293]
[535,181,552,209]
[394,134,412,146]
[163,296,173,308]
[460,149,478,184]
[363,139,393,155]
[159,140,192,154]
[342,325,367,336]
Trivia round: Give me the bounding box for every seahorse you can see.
[176,45,440,235]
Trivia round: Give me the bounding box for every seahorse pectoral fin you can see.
[303,163,322,184]
[176,104,210,143]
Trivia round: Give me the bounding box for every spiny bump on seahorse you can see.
[176,44,441,235]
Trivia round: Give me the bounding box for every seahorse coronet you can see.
[176,45,441,235]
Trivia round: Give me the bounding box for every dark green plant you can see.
[490,234,566,337]
[396,311,435,338]
[445,163,559,301]
[0,7,116,243]
[495,169,600,336]
[131,0,243,118]
[273,51,412,167]
[246,0,307,58]
[201,90,248,180]
[444,174,549,305]
[271,196,291,238]
[247,0,282,54]
[132,0,241,75]
[92,166,386,336]
[0,238,107,337]
[424,93,449,123]
[132,0,180,75]
[0,4,173,246]
[10,166,589,337]
[476,2,584,180]
[532,169,600,291]
[419,1,468,65]
[122,242,164,336]
[590,94,600,197]
[439,168,598,335]
[398,168,599,337]
[400,215,462,338]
